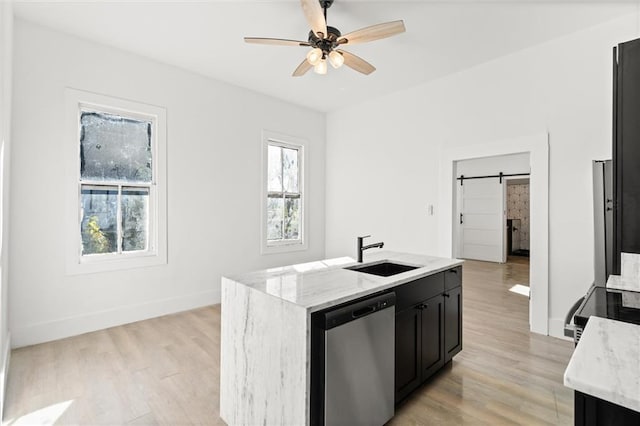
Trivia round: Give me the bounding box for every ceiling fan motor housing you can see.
[320,0,334,9]
[308,26,342,54]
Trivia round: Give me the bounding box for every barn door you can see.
[459,179,505,262]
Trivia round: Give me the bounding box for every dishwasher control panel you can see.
[322,292,396,330]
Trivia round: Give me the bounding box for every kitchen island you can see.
[219,251,463,425]
[564,266,640,425]
[564,316,640,424]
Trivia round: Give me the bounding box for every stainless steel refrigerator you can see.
[564,160,613,338]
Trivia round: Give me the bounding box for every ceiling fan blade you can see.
[337,49,376,75]
[244,37,310,47]
[337,20,406,45]
[300,0,327,38]
[292,58,313,77]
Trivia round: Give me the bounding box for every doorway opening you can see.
[453,153,530,263]
[506,177,530,259]
[439,133,548,334]
[452,152,532,326]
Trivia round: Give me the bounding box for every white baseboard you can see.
[12,290,221,348]
[548,317,573,342]
[1,332,11,423]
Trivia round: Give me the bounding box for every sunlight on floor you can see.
[509,283,530,297]
[5,400,74,426]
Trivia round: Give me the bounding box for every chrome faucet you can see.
[357,235,384,263]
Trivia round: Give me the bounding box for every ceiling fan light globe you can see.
[314,59,328,75]
[328,50,344,69]
[306,48,323,66]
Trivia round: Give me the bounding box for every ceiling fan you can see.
[244,0,406,77]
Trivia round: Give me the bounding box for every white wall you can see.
[0,2,13,419]
[456,153,530,177]
[0,0,12,418]
[326,13,638,338]
[10,19,326,347]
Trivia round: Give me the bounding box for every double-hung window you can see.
[66,89,167,274]
[79,111,153,256]
[262,132,306,253]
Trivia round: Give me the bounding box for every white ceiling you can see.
[12,1,639,112]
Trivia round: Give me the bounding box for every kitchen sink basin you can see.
[345,261,420,277]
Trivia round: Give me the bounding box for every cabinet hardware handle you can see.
[449,269,458,274]
[415,303,428,310]
[443,293,450,298]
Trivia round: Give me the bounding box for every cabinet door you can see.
[395,307,422,403]
[444,286,462,362]
[444,266,462,290]
[420,294,444,380]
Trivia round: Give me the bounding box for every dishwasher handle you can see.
[352,305,376,318]
[323,292,396,330]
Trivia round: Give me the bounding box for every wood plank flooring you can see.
[4,258,574,425]
[390,258,574,425]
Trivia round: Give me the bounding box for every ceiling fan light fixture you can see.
[306,48,323,66]
[314,58,328,75]
[328,50,344,69]
[244,0,406,77]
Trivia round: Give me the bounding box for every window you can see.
[65,89,167,274]
[262,131,306,253]
[80,111,152,256]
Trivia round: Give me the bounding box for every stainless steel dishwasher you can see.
[322,292,396,426]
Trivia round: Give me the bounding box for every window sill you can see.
[261,241,308,255]
[66,251,167,275]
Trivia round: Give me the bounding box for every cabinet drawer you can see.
[395,273,444,312]
[444,266,462,290]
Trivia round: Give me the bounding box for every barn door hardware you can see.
[457,172,530,185]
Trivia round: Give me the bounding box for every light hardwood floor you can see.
[4,258,574,425]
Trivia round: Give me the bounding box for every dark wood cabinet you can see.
[444,285,462,362]
[394,306,422,402]
[395,273,444,312]
[420,295,445,379]
[575,391,640,426]
[394,267,463,404]
[444,266,462,290]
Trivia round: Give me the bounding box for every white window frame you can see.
[65,88,167,274]
[261,130,307,254]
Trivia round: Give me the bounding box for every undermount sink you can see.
[345,261,420,277]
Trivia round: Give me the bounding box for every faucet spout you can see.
[357,235,384,263]
[362,242,384,250]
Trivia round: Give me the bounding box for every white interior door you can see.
[459,179,504,262]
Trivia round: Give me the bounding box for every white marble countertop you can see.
[223,251,463,313]
[564,316,640,412]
